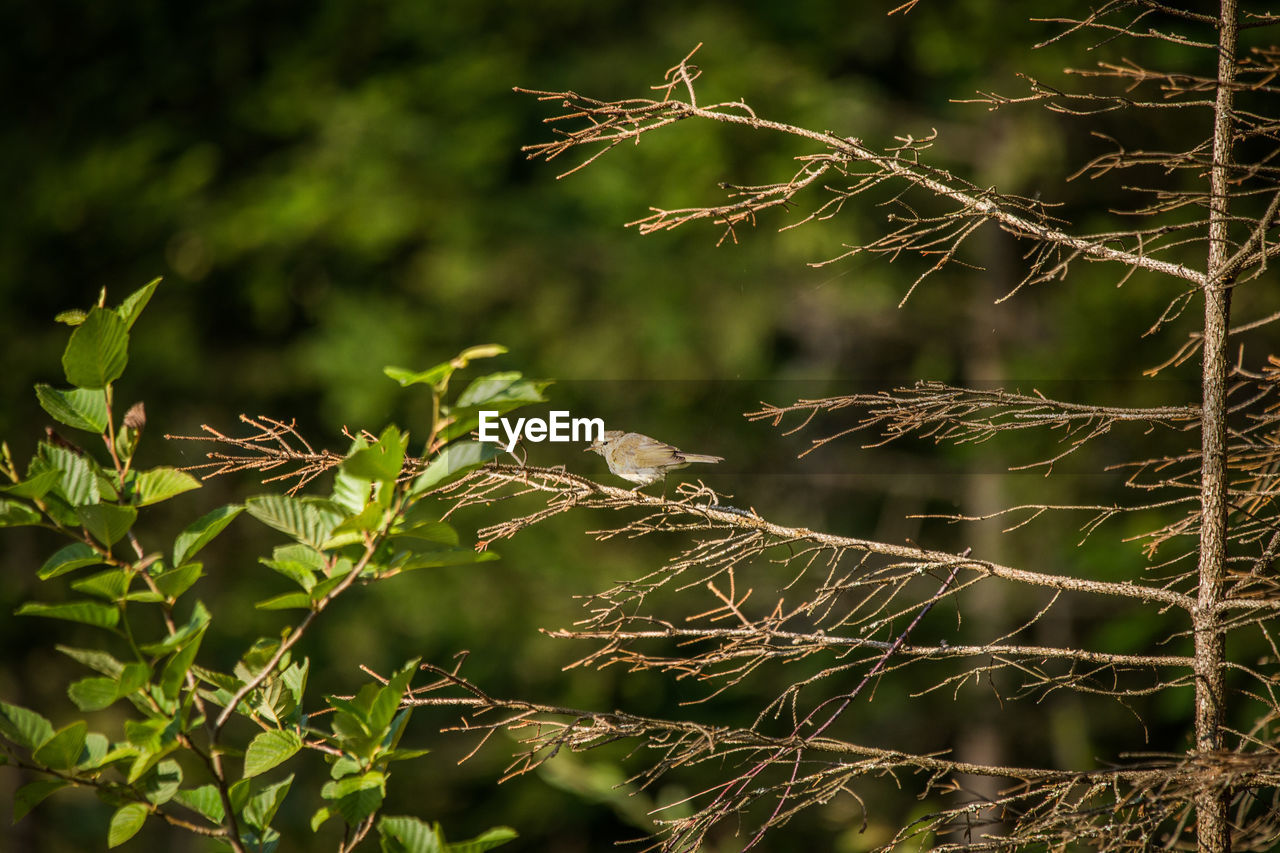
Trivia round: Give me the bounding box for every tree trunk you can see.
[1194,2,1238,850]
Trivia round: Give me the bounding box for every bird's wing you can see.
[626,434,682,467]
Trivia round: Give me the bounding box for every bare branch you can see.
[747,381,1198,469]
[516,56,1207,290]
[447,464,1197,609]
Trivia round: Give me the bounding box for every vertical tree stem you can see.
[1196,1,1237,850]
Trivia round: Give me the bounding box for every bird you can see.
[585,430,723,489]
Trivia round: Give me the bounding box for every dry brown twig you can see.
[456,5,1280,849]
[166,415,426,494]
[516,43,1209,304]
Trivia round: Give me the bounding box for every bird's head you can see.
[585,430,625,454]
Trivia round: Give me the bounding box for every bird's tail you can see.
[679,453,723,464]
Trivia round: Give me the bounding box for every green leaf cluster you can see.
[0,286,518,852]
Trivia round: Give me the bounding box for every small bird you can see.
[585,430,723,489]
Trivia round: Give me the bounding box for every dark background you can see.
[1,2,1266,851]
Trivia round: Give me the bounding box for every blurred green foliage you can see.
[0,1,1241,850]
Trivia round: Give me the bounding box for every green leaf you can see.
[79,732,110,770]
[371,661,418,734]
[114,423,141,466]
[134,467,200,506]
[119,662,151,695]
[310,806,332,832]
[344,425,407,483]
[107,802,148,848]
[383,363,453,388]
[139,759,182,805]
[392,517,458,546]
[92,747,139,776]
[173,504,243,566]
[321,771,385,825]
[0,498,41,527]
[13,779,69,822]
[127,741,179,786]
[138,600,209,655]
[330,756,361,780]
[281,659,308,710]
[330,710,370,745]
[0,469,61,500]
[255,592,313,611]
[71,568,131,601]
[16,600,119,629]
[38,444,100,506]
[309,571,351,602]
[237,638,285,681]
[261,543,325,587]
[174,785,224,825]
[443,373,550,442]
[456,343,508,361]
[69,677,122,711]
[154,562,203,600]
[35,385,109,433]
[383,345,508,390]
[125,718,167,749]
[62,307,129,389]
[409,441,498,496]
[192,666,241,697]
[379,819,516,853]
[445,827,519,853]
[36,493,82,530]
[243,729,302,778]
[58,644,125,677]
[332,464,374,516]
[76,503,137,546]
[94,471,117,502]
[0,701,54,750]
[33,721,87,771]
[117,278,160,330]
[327,694,372,734]
[380,709,411,754]
[38,543,104,579]
[246,495,343,550]
[243,774,293,831]
[378,819,515,853]
[378,816,444,853]
[160,630,204,700]
[54,309,87,326]
[455,372,547,408]
[326,502,386,542]
[228,778,251,814]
